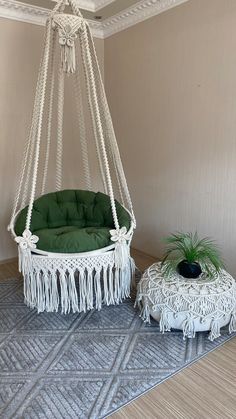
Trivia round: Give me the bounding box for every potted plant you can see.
[161,232,224,279]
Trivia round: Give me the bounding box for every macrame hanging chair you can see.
[8,0,136,314]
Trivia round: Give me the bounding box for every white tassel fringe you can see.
[114,241,130,270]
[160,309,171,333]
[183,314,196,339]
[60,43,76,74]
[229,311,236,334]
[209,317,221,341]
[20,252,134,314]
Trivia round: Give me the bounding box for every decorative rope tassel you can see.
[110,226,132,270]
[229,311,236,334]
[209,317,221,341]
[182,314,195,340]
[52,13,83,74]
[139,298,150,323]
[114,241,130,270]
[160,309,171,333]
[60,41,76,73]
[15,230,38,276]
[130,257,136,289]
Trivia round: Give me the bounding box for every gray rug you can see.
[0,275,235,419]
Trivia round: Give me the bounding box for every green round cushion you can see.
[14,190,131,253]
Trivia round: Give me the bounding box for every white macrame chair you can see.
[8,0,136,314]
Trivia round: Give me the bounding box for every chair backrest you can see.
[14,190,131,235]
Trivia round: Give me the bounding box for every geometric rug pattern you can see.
[0,276,235,418]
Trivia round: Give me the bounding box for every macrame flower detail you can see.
[15,230,39,250]
[52,13,83,74]
[110,227,131,244]
[58,26,77,48]
[58,26,77,73]
[110,227,131,270]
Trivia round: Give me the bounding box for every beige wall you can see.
[0,18,104,261]
[105,0,236,275]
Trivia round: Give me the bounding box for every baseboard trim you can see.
[131,247,158,261]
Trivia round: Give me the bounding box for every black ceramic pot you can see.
[177,260,202,279]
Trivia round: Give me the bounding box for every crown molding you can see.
[0,0,105,35]
[100,0,190,38]
[93,0,116,11]
[0,0,190,39]
[0,0,48,25]
[51,0,116,13]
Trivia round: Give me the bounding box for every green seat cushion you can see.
[15,190,131,253]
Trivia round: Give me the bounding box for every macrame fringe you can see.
[114,241,130,270]
[21,253,134,314]
[160,309,171,333]
[60,44,76,73]
[209,317,221,341]
[134,283,151,322]
[229,311,236,334]
[182,314,196,340]
[18,247,33,277]
[139,303,150,323]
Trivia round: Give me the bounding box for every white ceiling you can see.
[0,0,189,38]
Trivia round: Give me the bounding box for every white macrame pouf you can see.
[136,262,236,341]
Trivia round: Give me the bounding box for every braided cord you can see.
[26,21,52,230]
[81,24,119,230]
[41,30,57,195]
[80,32,108,195]
[9,23,49,228]
[51,0,66,15]
[90,55,125,207]
[88,30,136,226]
[56,66,65,191]
[70,0,83,17]
[21,19,57,210]
[74,65,91,190]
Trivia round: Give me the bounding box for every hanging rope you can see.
[79,35,108,194]
[87,30,136,227]
[56,66,65,191]
[41,30,57,195]
[81,23,120,230]
[26,20,52,230]
[9,24,51,228]
[74,67,92,190]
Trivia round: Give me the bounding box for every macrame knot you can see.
[59,27,77,48]
[15,229,39,250]
[110,226,131,244]
[110,227,131,270]
[58,25,77,73]
[52,13,83,74]
[15,230,38,275]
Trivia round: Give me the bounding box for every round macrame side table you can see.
[136,262,236,341]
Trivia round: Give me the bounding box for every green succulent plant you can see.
[161,232,224,278]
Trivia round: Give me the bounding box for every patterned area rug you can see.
[0,275,235,418]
